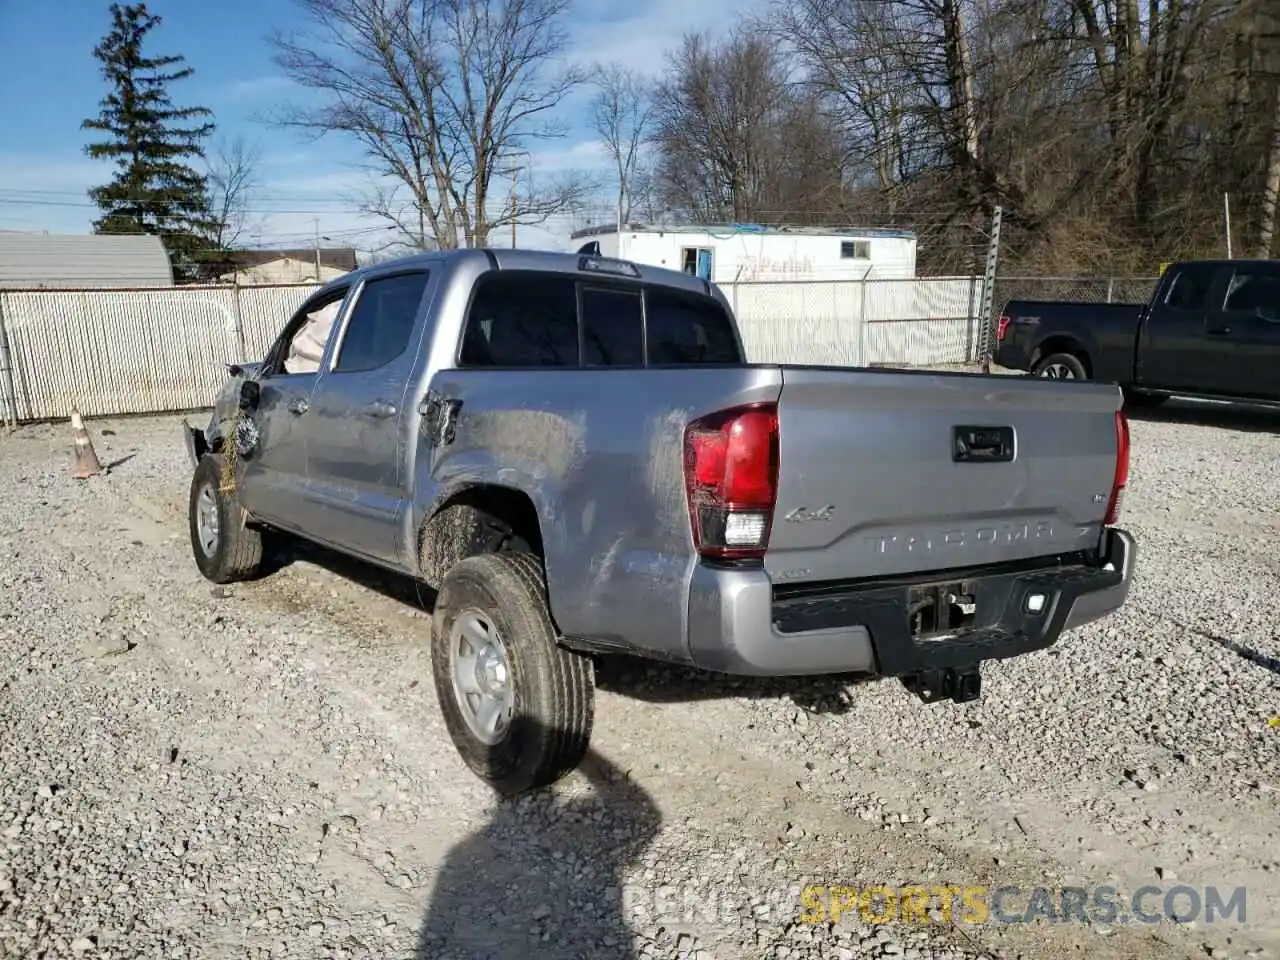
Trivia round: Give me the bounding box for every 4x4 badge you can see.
[784,505,835,523]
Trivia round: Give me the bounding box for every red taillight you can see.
[996,314,1010,341]
[683,403,779,560]
[1104,409,1130,526]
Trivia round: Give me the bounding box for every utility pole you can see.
[978,205,1003,375]
[313,218,321,280]
[510,191,517,248]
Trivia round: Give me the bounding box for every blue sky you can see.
[0,0,754,256]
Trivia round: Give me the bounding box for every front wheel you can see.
[431,552,595,796]
[1032,352,1088,380]
[188,454,265,583]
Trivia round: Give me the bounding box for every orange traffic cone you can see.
[71,408,103,480]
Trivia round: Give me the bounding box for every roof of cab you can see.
[324,246,714,297]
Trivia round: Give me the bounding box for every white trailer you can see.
[567,223,918,282]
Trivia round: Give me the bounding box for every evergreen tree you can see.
[82,2,216,282]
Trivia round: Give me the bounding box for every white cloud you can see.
[526,138,612,174]
[0,154,102,195]
[563,0,764,77]
[225,75,298,100]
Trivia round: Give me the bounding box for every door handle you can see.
[362,400,398,419]
[287,397,309,415]
[1207,327,1231,337]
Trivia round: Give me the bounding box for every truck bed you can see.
[994,299,1143,378]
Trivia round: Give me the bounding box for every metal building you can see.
[0,233,174,289]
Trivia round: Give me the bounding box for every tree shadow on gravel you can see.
[415,721,661,960]
[1125,398,1280,433]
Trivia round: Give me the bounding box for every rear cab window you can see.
[457,270,743,368]
[581,286,644,366]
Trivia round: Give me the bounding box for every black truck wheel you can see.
[1032,352,1088,380]
[431,551,595,796]
[188,454,265,583]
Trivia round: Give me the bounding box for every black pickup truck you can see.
[994,259,1280,405]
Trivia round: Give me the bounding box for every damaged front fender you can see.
[186,360,261,469]
[182,419,209,468]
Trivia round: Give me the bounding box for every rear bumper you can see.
[993,333,1035,371]
[686,527,1136,677]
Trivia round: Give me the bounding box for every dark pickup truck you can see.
[994,259,1280,405]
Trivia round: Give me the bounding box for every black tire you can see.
[188,454,265,584]
[431,552,595,796]
[1032,352,1088,381]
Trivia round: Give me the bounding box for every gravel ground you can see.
[1,391,1279,960]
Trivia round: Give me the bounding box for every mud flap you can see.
[182,419,208,468]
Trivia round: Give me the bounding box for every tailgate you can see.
[767,367,1122,582]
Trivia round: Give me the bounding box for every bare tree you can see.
[268,0,590,249]
[589,64,654,226]
[204,136,263,252]
[652,26,845,224]
[635,0,1276,271]
[628,161,665,222]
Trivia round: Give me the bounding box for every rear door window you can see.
[644,287,742,364]
[460,272,579,367]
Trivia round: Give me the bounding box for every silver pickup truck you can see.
[183,248,1137,795]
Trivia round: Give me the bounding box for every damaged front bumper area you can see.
[182,419,209,468]
[685,527,1137,703]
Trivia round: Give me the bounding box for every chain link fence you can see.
[991,276,1159,308]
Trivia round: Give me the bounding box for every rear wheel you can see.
[431,552,595,796]
[1032,352,1087,381]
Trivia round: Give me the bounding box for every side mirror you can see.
[239,379,260,411]
[1256,306,1280,323]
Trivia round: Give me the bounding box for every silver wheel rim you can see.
[1039,362,1075,380]
[195,484,220,557]
[448,609,515,745]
